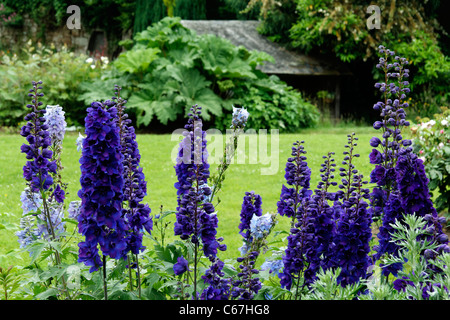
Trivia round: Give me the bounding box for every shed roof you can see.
[180,20,348,76]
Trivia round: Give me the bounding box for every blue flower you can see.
[52,184,65,204]
[20,81,57,193]
[113,87,153,255]
[77,100,127,272]
[277,141,312,220]
[200,257,231,300]
[44,105,66,145]
[369,148,383,164]
[67,200,81,220]
[370,165,386,185]
[261,259,283,274]
[173,105,224,259]
[369,137,381,147]
[173,256,189,275]
[238,191,262,241]
[231,106,249,129]
[250,213,274,240]
[20,188,42,214]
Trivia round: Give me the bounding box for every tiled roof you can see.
[180,20,348,76]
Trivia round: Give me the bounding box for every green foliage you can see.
[1,0,136,56]
[0,41,102,127]
[223,0,261,20]
[381,214,450,300]
[411,107,450,214]
[114,48,161,74]
[247,0,298,44]
[81,17,319,131]
[0,2,23,27]
[0,265,22,300]
[288,0,450,119]
[133,0,206,34]
[303,268,362,300]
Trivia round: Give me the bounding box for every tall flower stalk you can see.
[44,104,67,197]
[77,100,127,279]
[369,45,412,222]
[370,46,449,278]
[277,141,312,226]
[306,152,338,281]
[277,141,315,298]
[209,106,249,205]
[231,191,271,300]
[19,80,69,297]
[332,133,372,286]
[173,105,226,298]
[113,86,153,296]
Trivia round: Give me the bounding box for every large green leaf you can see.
[128,90,178,126]
[197,35,256,80]
[165,65,223,119]
[114,47,160,74]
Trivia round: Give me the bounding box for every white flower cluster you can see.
[85,56,109,69]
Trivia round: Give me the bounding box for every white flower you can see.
[442,119,448,127]
[85,57,94,64]
[76,132,85,152]
[100,56,109,64]
[438,142,444,149]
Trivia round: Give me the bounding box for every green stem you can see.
[135,254,142,299]
[128,254,134,292]
[102,255,108,300]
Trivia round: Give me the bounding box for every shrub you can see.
[0,41,103,127]
[79,17,319,132]
[287,0,450,119]
[411,107,450,214]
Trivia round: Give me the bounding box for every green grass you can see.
[0,126,377,267]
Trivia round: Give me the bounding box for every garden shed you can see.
[180,20,351,120]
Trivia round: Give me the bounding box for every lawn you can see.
[0,126,377,267]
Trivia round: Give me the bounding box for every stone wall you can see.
[0,14,93,55]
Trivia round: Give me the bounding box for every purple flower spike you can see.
[77,100,126,272]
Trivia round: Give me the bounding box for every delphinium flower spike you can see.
[20,81,57,194]
[200,256,231,300]
[19,81,66,244]
[231,192,275,300]
[43,104,67,203]
[369,47,449,277]
[209,106,249,205]
[332,133,372,286]
[277,141,315,297]
[369,45,412,222]
[18,81,69,297]
[111,85,153,297]
[277,141,312,226]
[238,191,262,241]
[173,105,226,298]
[77,100,127,272]
[305,152,338,281]
[113,85,153,256]
[395,151,449,260]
